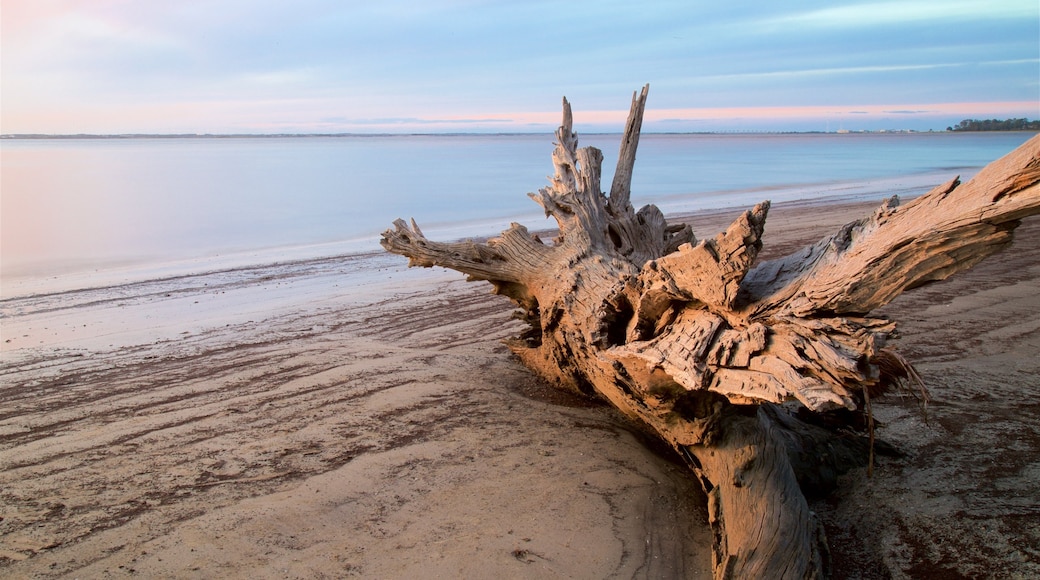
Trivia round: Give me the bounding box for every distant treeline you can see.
[947,118,1040,132]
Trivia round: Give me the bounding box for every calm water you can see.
[1,132,1034,294]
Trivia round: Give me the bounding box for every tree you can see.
[381,86,1040,578]
[948,118,1040,132]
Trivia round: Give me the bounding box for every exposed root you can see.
[872,348,930,413]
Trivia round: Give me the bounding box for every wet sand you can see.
[2,199,1038,578]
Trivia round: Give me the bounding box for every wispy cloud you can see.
[762,0,1037,29]
[320,116,517,126]
[702,62,966,82]
[2,1,1035,133]
[629,101,1040,132]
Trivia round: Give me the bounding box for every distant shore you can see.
[6,129,1038,140]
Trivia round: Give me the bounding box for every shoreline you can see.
[2,185,932,303]
[2,198,1038,577]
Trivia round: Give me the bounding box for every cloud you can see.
[322,117,517,126]
[626,101,1040,132]
[5,4,189,71]
[701,62,963,82]
[763,0,1037,29]
[2,1,1035,133]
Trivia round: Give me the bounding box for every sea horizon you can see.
[7,127,1037,139]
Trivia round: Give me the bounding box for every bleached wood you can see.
[694,407,828,579]
[608,85,648,212]
[382,89,1040,579]
[744,141,1040,318]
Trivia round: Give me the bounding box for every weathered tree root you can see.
[382,86,1040,578]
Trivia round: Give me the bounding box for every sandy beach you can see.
[2,199,1038,578]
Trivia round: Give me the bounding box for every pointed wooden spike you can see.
[608,83,649,211]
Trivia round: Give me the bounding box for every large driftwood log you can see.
[382,86,1040,578]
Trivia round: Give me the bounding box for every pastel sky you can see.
[2,0,1038,133]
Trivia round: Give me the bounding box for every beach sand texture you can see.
[1,200,1038,578]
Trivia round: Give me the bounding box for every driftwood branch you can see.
[381,87,1040,578]
[745,142,1040,318]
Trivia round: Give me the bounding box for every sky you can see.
[2,0,1038,134]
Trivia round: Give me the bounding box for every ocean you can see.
[1,131,1034,297]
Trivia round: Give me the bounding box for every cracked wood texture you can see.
[382,86,1040,579]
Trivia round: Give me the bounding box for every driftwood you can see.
[382,85,1040,578]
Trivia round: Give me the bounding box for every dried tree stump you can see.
[381,86,1040,578]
